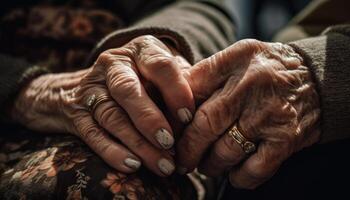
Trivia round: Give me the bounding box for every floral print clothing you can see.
[0,128,198,200]
[0,0,123,72]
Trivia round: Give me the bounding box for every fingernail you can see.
[177,108,193,123]
[158,158,175,175]
[155,128,174,149]
[176,166,188,175]
[124,158,141,170]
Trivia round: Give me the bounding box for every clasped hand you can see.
[13,37,320,189]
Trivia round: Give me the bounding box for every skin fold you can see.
[12,35,194,177]
[177,39,321,189]
[12,37,320,189]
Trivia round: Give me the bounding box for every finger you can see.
[177,64,255,174]
[186,40,259,102]
[176,86,244,174]
[91,94,176,177]
[135,36,195,123]
[197,131,246,177]
[198,103,272,177]
[74,111,142,173]
[101,53,175,150]
[229,142,287,189]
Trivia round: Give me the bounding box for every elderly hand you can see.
[12,35,195,177]
[177,39,321,189]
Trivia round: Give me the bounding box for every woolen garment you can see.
[274,0,350,143]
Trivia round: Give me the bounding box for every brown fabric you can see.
[0,3,123,72]
[274,0,350,143]
[289,26,350,143]
[0,128,197,200]
[86,1,235,66]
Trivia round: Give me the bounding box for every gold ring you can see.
[228,124,256,154]
[85,94,110,114]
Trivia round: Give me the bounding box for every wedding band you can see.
[228,124,256,154]
[86,94,96,110]
[85,94,110,114]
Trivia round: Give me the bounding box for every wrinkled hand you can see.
[177,39,321,189]
[12,35,194,177]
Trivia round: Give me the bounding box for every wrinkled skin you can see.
[178,39,321,189]
[12,35,195,177]
[13,36,321,189]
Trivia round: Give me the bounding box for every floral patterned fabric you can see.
[0,1,123,72]
[0,128,197,200]
[0,1,209,199]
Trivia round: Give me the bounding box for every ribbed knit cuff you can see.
[289,32,350,143]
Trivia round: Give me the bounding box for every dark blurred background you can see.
[224,0,311,40]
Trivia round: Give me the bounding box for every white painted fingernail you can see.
[158,158,175,175]
[177,108,193,123]
[176,166,188,175]
[155,128,174,149]
[124,158,141,170]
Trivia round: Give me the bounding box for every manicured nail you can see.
[177,108,193,123]
[158,158,175,175]
[155,128,174,149]
[124,158,141,170]
[176,166,188,175]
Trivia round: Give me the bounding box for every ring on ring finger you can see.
[85,93,111,114]
[227,123,256,154]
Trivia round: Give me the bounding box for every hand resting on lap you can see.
[12,35,195,177]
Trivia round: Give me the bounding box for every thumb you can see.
[184,39,261,103]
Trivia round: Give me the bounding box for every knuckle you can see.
[132,35,158,44]
[222,136,244,160]
[129,35,160,53]
[192,108,216,137]
[193,100,232,137]
[237,39,263,51]
[129,137,147,149]
[242,38,260,46]
[84,128,109,153]
[136,108,161,132]
[97,51,114,66]
[153,56,174,67]
[141,35,159,43]
[246,67,271,87]
[78,123,108,153]
[143,51,174,67]
[144,57,178,79]
[212,146,234,163]
[80,123,99,140]
[97,104,128,129]
[247,157,274,180]
[108,71,140,99]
